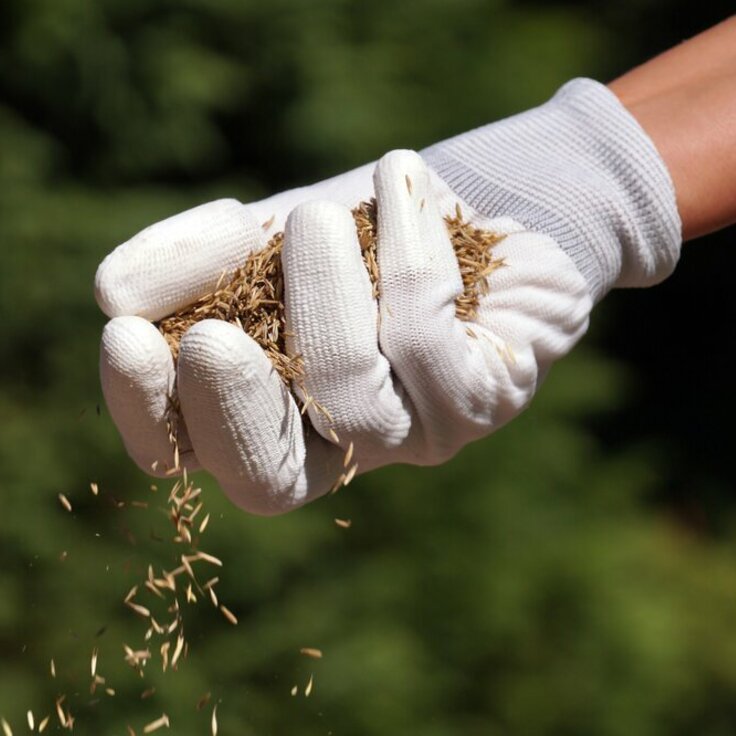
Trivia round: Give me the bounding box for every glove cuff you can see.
[421,78,682,302]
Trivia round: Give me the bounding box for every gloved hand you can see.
[96,78,681,515]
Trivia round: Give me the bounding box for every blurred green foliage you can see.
[1,0,735,734]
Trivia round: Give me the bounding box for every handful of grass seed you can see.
[158,199,505,388]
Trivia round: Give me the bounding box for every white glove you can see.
[96,79,681,515]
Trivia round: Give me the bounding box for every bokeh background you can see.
[1,1,735,733]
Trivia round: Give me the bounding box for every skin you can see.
[608,16,736,241]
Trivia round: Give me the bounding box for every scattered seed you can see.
[141,687,156,700]
[211,704,218,736]
[26,712,33,731]
[126,600,151,619]
[203,577,219,590]
[262,214,276,231]
[196,692,211,712]
[58,494,72,512]
[1,718,11,736]
[195,551,223,567]
[160,641,170,672]
[38,715,50,733]
[343,462,358,486]
[91,647,98,677]
[290,685,298,697]
[55,697,66,728]
[405,174,413,195]
[343,441,354,469]
[50,658,56,678]
[143,714,170,733]
[334,518,352,529]
[300,647,323,659]
[171,634,185,669]
[219,605,238,625]
[199,513,211,533]
[90,482,99,496]
[305,673,314,697]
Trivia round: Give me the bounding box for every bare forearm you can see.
[609,16,736,241]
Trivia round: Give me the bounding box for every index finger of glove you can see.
[95,199,266,322]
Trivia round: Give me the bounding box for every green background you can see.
[1,1,735,733]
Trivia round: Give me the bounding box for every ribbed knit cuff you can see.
[421,78,682,302]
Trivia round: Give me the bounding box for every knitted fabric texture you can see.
[422,78,682,302]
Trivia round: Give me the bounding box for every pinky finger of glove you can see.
[176,320,344,516]
[100,316,199,477]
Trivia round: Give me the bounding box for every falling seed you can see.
[343,462,358,486]
[126,600,151,618]
[91,647,98,677]
[290,685,298,697]
[305,673,314,697]
[50,658,56,678]
[90,674,106,695]
[106,688,116,696]
[262,214,276,230]
[90,482,99,496]
[195,551,223,567]
[171,633,185,669]
[327,427,340,445]
[126,726,136,736]
[59,550,68,561]
[55,697,66,728]
[196,692,211,712]
[1,718,11,736]
[180,555,195,579]
[161,641,170,672]
[58,494,72,512]
[145,580,165,600]
[334,518,352,529]
[343,441,354,468]
[405,174,413,195]
[219,605,238,625]
[143,714,170,733]
[300,647,323,659]
[26,712,33,731]
[211,705,218,736]
[38,716,50,733]
[209,587,219,607]
[199,513,210,533]
[141,687,156,700]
